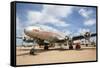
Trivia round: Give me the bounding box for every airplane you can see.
[17,25,97,55]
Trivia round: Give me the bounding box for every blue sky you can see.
[16,3,97,45]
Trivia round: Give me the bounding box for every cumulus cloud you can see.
[27,5,73,27]
[84,19,96,26]
[79,8,96,26]
[28,11,70,27]
[79,8,93,19]
[42,5,73,18]
[28,11,42,23]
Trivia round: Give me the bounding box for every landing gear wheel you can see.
[86,44,88,47]
[44,45,48,50]
[30,48,35,55]
[69,45,73,50]
[75,43,81,50]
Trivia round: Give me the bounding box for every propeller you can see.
[82,32,91,46]
[20,34,27,47]
[16,33,28,47]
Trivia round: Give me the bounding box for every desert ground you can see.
[16,45,96,65]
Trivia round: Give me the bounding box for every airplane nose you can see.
[24,27,33,33]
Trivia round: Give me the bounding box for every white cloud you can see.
[27,5,73,28]
[42,5,73,18]
[28,11,42,23]
[84,19,96,26]
[79,8,96,26]
[27,11,70,27]
[79,8,93,19]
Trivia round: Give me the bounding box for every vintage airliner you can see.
[17,24,96,54]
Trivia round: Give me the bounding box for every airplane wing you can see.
[56,39,66,43]
[16,36,48,44]
[16,37,23,39]
[72,33,97,40]
[16,36,34,42]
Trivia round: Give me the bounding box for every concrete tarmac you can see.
[16,45,96,65]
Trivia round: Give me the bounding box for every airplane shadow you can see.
[16,47,96,56]
[17,48,31,51]
[16,52,38,56]
[16,48,70,56]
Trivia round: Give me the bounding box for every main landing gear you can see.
[75,43,81,50]
[44,42,49,50]
[44,45,49,50]
[68,40,73,50]
[69,45,73,50]
[30,48,35,55]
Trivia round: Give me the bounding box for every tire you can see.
[75,44,81,49]
[69,45,73,50]
[86,44,88,47]
[30,48,35,55]
[44,45,48,50]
